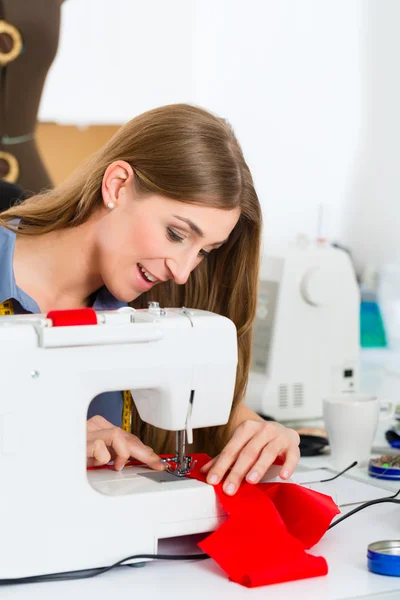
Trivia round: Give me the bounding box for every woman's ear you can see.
[101,160,134,209]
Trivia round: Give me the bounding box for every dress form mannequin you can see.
[0,0,62,194]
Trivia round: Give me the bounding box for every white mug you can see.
[323,394,395,470]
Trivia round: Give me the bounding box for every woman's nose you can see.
[166,254,198,285]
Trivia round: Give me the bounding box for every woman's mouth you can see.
[137,263,159,284]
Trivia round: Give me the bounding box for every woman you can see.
[0,104,300,495]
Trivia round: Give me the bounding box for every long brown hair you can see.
[0,104,262,456]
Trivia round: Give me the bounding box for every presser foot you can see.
[161,455,197,478]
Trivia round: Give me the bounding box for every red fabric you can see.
[87,453,339,587]
[47,308,98,326]
[188,454,339,588]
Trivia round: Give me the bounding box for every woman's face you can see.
[96,169,240,301]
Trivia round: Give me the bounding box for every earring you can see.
[107,201,116,210]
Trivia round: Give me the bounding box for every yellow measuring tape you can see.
[0,299,13,316]
[0,299,133,432]
[122,390,133,433]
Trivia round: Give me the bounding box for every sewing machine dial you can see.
[300,266,331,306]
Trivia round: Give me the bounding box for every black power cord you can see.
[328,487,400,530]
[0,552,210,586]
[306,460,400,531]
[319,461,358,482]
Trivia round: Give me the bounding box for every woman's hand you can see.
[200,419,300,495]
[86,415,165,471]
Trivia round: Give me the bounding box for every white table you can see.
[3,350,400,600]
[2,466,400,600]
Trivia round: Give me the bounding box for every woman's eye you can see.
[167,228,184,243]
[167,227,210,258]
[199,249,210,258]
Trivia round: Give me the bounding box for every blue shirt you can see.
[0,225,127,426]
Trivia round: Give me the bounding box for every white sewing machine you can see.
[0,306,238,579]
[245,241,360,421]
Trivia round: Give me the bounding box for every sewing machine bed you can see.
[88,465,205,496]
[87,462,284,497]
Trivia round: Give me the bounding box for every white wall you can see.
[341,0,400,272]
[39,0,400,271]
[40,0,195,124]
[191,0,363,250]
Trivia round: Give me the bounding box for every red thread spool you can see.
[46,308,98,327]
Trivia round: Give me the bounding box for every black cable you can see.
[0,552,209,586]
[328,488,400,530]
[319,461,358,482]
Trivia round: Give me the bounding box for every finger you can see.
[94,429,131,471]
[242,440,287,485]
[220,435,271,491]
[87,415,114,433]
[223,438,283,494]
[87,427,164,471]
[127,441,166,471]
[117,430,165,471]
[226,425,283,485]
[279,447,301,479]
[205,422,258,485]
[87,438,112,467]
[87,428,134,471]
[200,457,217,474]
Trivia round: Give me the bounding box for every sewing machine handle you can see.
[39,323,164,348]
